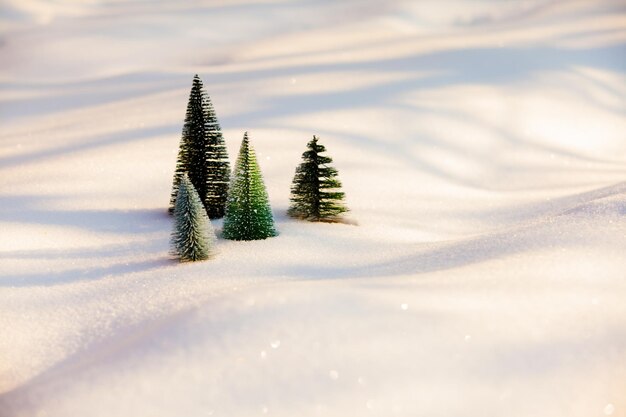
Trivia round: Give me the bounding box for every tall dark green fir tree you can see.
[169,74,230,218]
[288,135,348,222]
[171,173,217,262]
[222,132,278,241]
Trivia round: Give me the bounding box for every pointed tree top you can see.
[241,131,251,151]
[307,135,326,154]
[178,173,195,199]
[192,74,203,87]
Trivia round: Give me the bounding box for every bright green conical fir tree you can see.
[171,173,217,262]
[222,132,278,241]
[169,74,230,218]
[288,135,348,222]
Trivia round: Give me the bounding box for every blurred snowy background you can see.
[1,1,625,416]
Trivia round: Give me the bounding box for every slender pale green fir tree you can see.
[288,135,348,222]
[222,132,278,241]
[169,74,230,218]
[171,173,216,262]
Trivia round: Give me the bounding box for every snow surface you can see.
[1,0,625,416]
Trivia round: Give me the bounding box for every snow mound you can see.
[1,1,625,416]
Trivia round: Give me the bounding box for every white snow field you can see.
[1,0,626,416]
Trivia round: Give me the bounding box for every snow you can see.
[1,0,625,416]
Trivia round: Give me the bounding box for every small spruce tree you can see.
[171,173,217,261]
[288,135,348,222]
[222,132,278,241]
[169,74,230,218]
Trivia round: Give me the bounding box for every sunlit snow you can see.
[0,0,625,416]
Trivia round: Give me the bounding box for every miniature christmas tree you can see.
[288,135,348,222]
[171,173,217,262]
[222,132,278,241]
[169,74,230,218]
